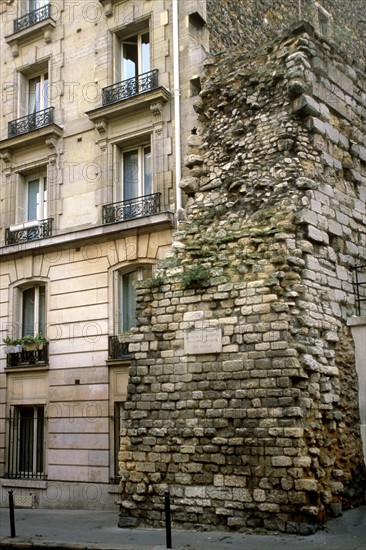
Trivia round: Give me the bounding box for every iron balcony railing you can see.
[108,336,130,360]
[102,69,159,106]
[103,193,161,225]
[14,4,51,33]
[352,265,366,316]
[5,218,53,245]
[6,344,49,368]
[8,107,54,138]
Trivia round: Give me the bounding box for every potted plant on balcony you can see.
[21,333,48,351]
[3,337,23,354]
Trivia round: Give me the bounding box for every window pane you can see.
[27,179,39,220]
[43,74,49,109]
[22,287,35,336]
[38,286,46,335]
[18,407,34,475]
[36,407,44,474]
[143,146,152,195]
[28,77,39,114]
[123,150,139,200]
[141,33,150,74]
[123,38,138,80]
[122,271,137,331]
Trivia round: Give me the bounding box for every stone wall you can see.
[206,0,366,71]
[117,23,366,533]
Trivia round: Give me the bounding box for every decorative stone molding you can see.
[95,119,107,134]
[150,101,164,121]
[0,150,13,165]
[44,29,52,44]
[45,137,63,168]
[11,43,19,58]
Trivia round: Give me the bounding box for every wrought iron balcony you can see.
[5,218,53,245]
[6,343,49,368]
[14,4,51,33]
[8,107,54,138]
[102,69,159,106]
[352,265,366,316]
[103,193,161,225]
[108,336,130,360]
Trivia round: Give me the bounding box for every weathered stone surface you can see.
[118,24,366,535]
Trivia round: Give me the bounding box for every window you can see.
[115,266,152,333]
[7,406,45,479]
[119,145,151,201]
[20,0,49,15]
[116,30,150,84]
[15,173,47,224]
[12,284,46,337]
[28,73,49,114]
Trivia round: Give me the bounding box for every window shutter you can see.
[18,73,27,117]
[114,35,121,84]
[13,287,22,338]
[16,175,26,223]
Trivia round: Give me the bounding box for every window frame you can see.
[7,405,46,480]
[10,282,47,339]
[114,264,152,334]
[113,19,151,85]
[114,140,152,203]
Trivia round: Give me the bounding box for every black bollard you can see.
[8,490,16,538]
[164,490,172,549]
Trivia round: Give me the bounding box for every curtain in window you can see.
[123,150,139,201]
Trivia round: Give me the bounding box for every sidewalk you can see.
[0,506,366,550]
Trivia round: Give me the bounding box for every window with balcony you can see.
[15,0,50,32]
[103,142,161,224]
[102,26,158,106]
[7,405,45,479]
[8,70,52,138]
[5,173,53,245]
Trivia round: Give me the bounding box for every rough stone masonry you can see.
[118,23,366,533]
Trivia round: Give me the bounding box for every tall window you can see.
[119,31,150,82]
[7,406,45,479]
[115,266,152,333]
[12,284,46,337]
[16,174,47,224]
[22,285,46,336]
[28,73,48,114]
[26,0,49,13]
[119,145,151,201]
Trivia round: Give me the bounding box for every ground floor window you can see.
[7,405,45,479]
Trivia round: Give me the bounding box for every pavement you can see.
[0,506,366,550]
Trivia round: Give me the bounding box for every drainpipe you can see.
[172,0,182,212]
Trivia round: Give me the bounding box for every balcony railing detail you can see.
[6,344,49,368]
[14,4,51,33]
[352,265,366,316]
[8,107,54,138]
[103,193,161,225]
[102,69,159,106]
[108,336,130,360]
[5,218,53,245]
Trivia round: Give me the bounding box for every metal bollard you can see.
[164,489,172,549]
[8,490,16,538]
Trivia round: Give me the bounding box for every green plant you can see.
[181,266,211,289]
[3,336,22,346]
[143,275,165,289]
[21,333,48,346]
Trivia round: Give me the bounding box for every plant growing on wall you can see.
[180,265,211,289]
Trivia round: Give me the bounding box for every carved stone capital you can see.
[44,29,52,44]
[45,137,63,167]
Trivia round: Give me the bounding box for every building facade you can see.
[0,0,365,529]
[0,0,207,509]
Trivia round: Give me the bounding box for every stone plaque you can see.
[184,328,222,355]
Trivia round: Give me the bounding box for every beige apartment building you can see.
[0,0,207,509]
